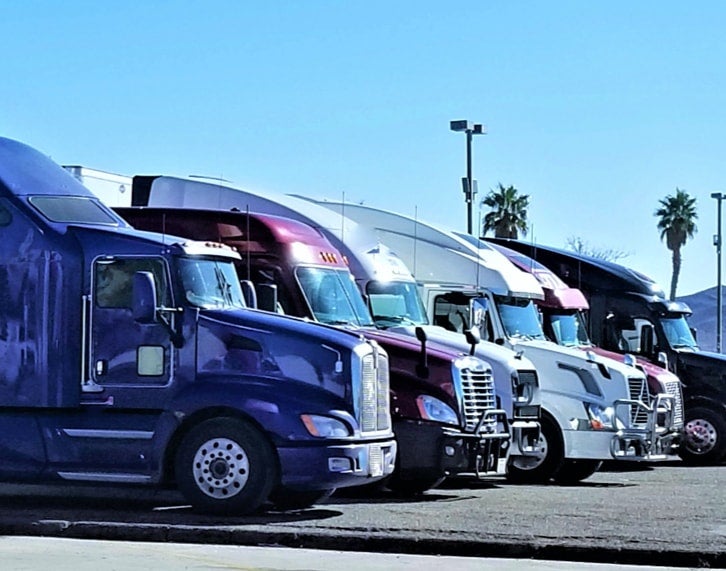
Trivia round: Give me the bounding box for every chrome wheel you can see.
[684,417,718,455]
[192,436,250,499]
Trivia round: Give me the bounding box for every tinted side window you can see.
[95,258,169,308]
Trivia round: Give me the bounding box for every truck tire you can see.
[175,417,277,515]
[269,487,335,510]
[507,414,563,484]
[679,406,726,465]
[554,459,602,484]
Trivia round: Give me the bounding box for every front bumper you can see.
[395,409,511,481]
[610,393,681,461]
[277,439,397,491]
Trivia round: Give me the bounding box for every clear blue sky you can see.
[3,2,725,296]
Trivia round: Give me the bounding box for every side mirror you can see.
[414,326,429,379]
[470,297,488,328]
[132,271,158,324]
[256,283,278,313]
[657,351,669,370]
[464,326,481,356]
[640,324,655,355]
[240,280,257,309]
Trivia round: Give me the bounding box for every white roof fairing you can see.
[296,199,544,300]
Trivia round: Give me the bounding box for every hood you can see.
[200,307,368,352]
[586,346,681,391]
[361,327,472,363]
[515,338,646,394]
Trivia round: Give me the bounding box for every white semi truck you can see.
[300,200,676,483]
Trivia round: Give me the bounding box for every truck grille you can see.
[663,379,684,427]
[460,366,497,432]
[361,350,391,433]
[628,376,650,425]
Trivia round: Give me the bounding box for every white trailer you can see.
[63,166,133,208]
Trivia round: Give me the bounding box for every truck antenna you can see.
[245,205,251,281]
[475,210,482,289]
[413,206,418,279]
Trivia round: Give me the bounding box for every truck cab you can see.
[113,202,511,493]
[489,238,726,465]
[305,202,674,483]
[0,138,396,515]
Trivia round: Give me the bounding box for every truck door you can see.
[90,257,173,392]
[50,256,177,478]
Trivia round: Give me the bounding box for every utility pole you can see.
[712,192,724,353]
[450,120,486,235]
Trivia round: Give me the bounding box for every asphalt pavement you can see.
[0,461,722,569]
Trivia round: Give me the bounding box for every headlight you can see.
[416,395,459,426]
[586,404,616,430]
[300,414,352,437]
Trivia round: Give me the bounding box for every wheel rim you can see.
[192,437,250,499]
[684,417,718,454]
[511,432,548,470]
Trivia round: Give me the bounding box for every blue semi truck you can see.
[0,137,396,514]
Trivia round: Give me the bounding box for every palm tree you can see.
[655,188,698,300]
[481,183,529,239]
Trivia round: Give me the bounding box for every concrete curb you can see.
[0,519,721,569]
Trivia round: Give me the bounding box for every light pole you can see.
[712,192,724,353]
[450,120,486,235]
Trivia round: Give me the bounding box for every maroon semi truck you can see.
[115,206,512,493]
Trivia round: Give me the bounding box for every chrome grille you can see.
[628,376,650,425]
[460,366,497,432]
[376,352,391,431]
[664,379,684,426]
[360,349,391,433]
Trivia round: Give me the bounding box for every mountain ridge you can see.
[677,285,725,353]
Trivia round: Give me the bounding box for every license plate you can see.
[369,444,383,477]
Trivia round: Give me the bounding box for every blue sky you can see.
[3,2,725,296]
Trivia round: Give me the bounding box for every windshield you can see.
[496,295,547,341]
[660,315,698,350]
[296,267,374,326]
[178,257,247,310]
[366,280,429,327]
[547,311,591,347]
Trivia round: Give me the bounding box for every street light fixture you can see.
[711,192,724,353]
[450,120,486,235]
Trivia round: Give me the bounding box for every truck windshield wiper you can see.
[214,266,234,305]
[373,315,416,325]
[672,343,697,349]
[509,332,544,341]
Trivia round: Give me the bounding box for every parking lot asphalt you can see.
[0,462,722,569]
